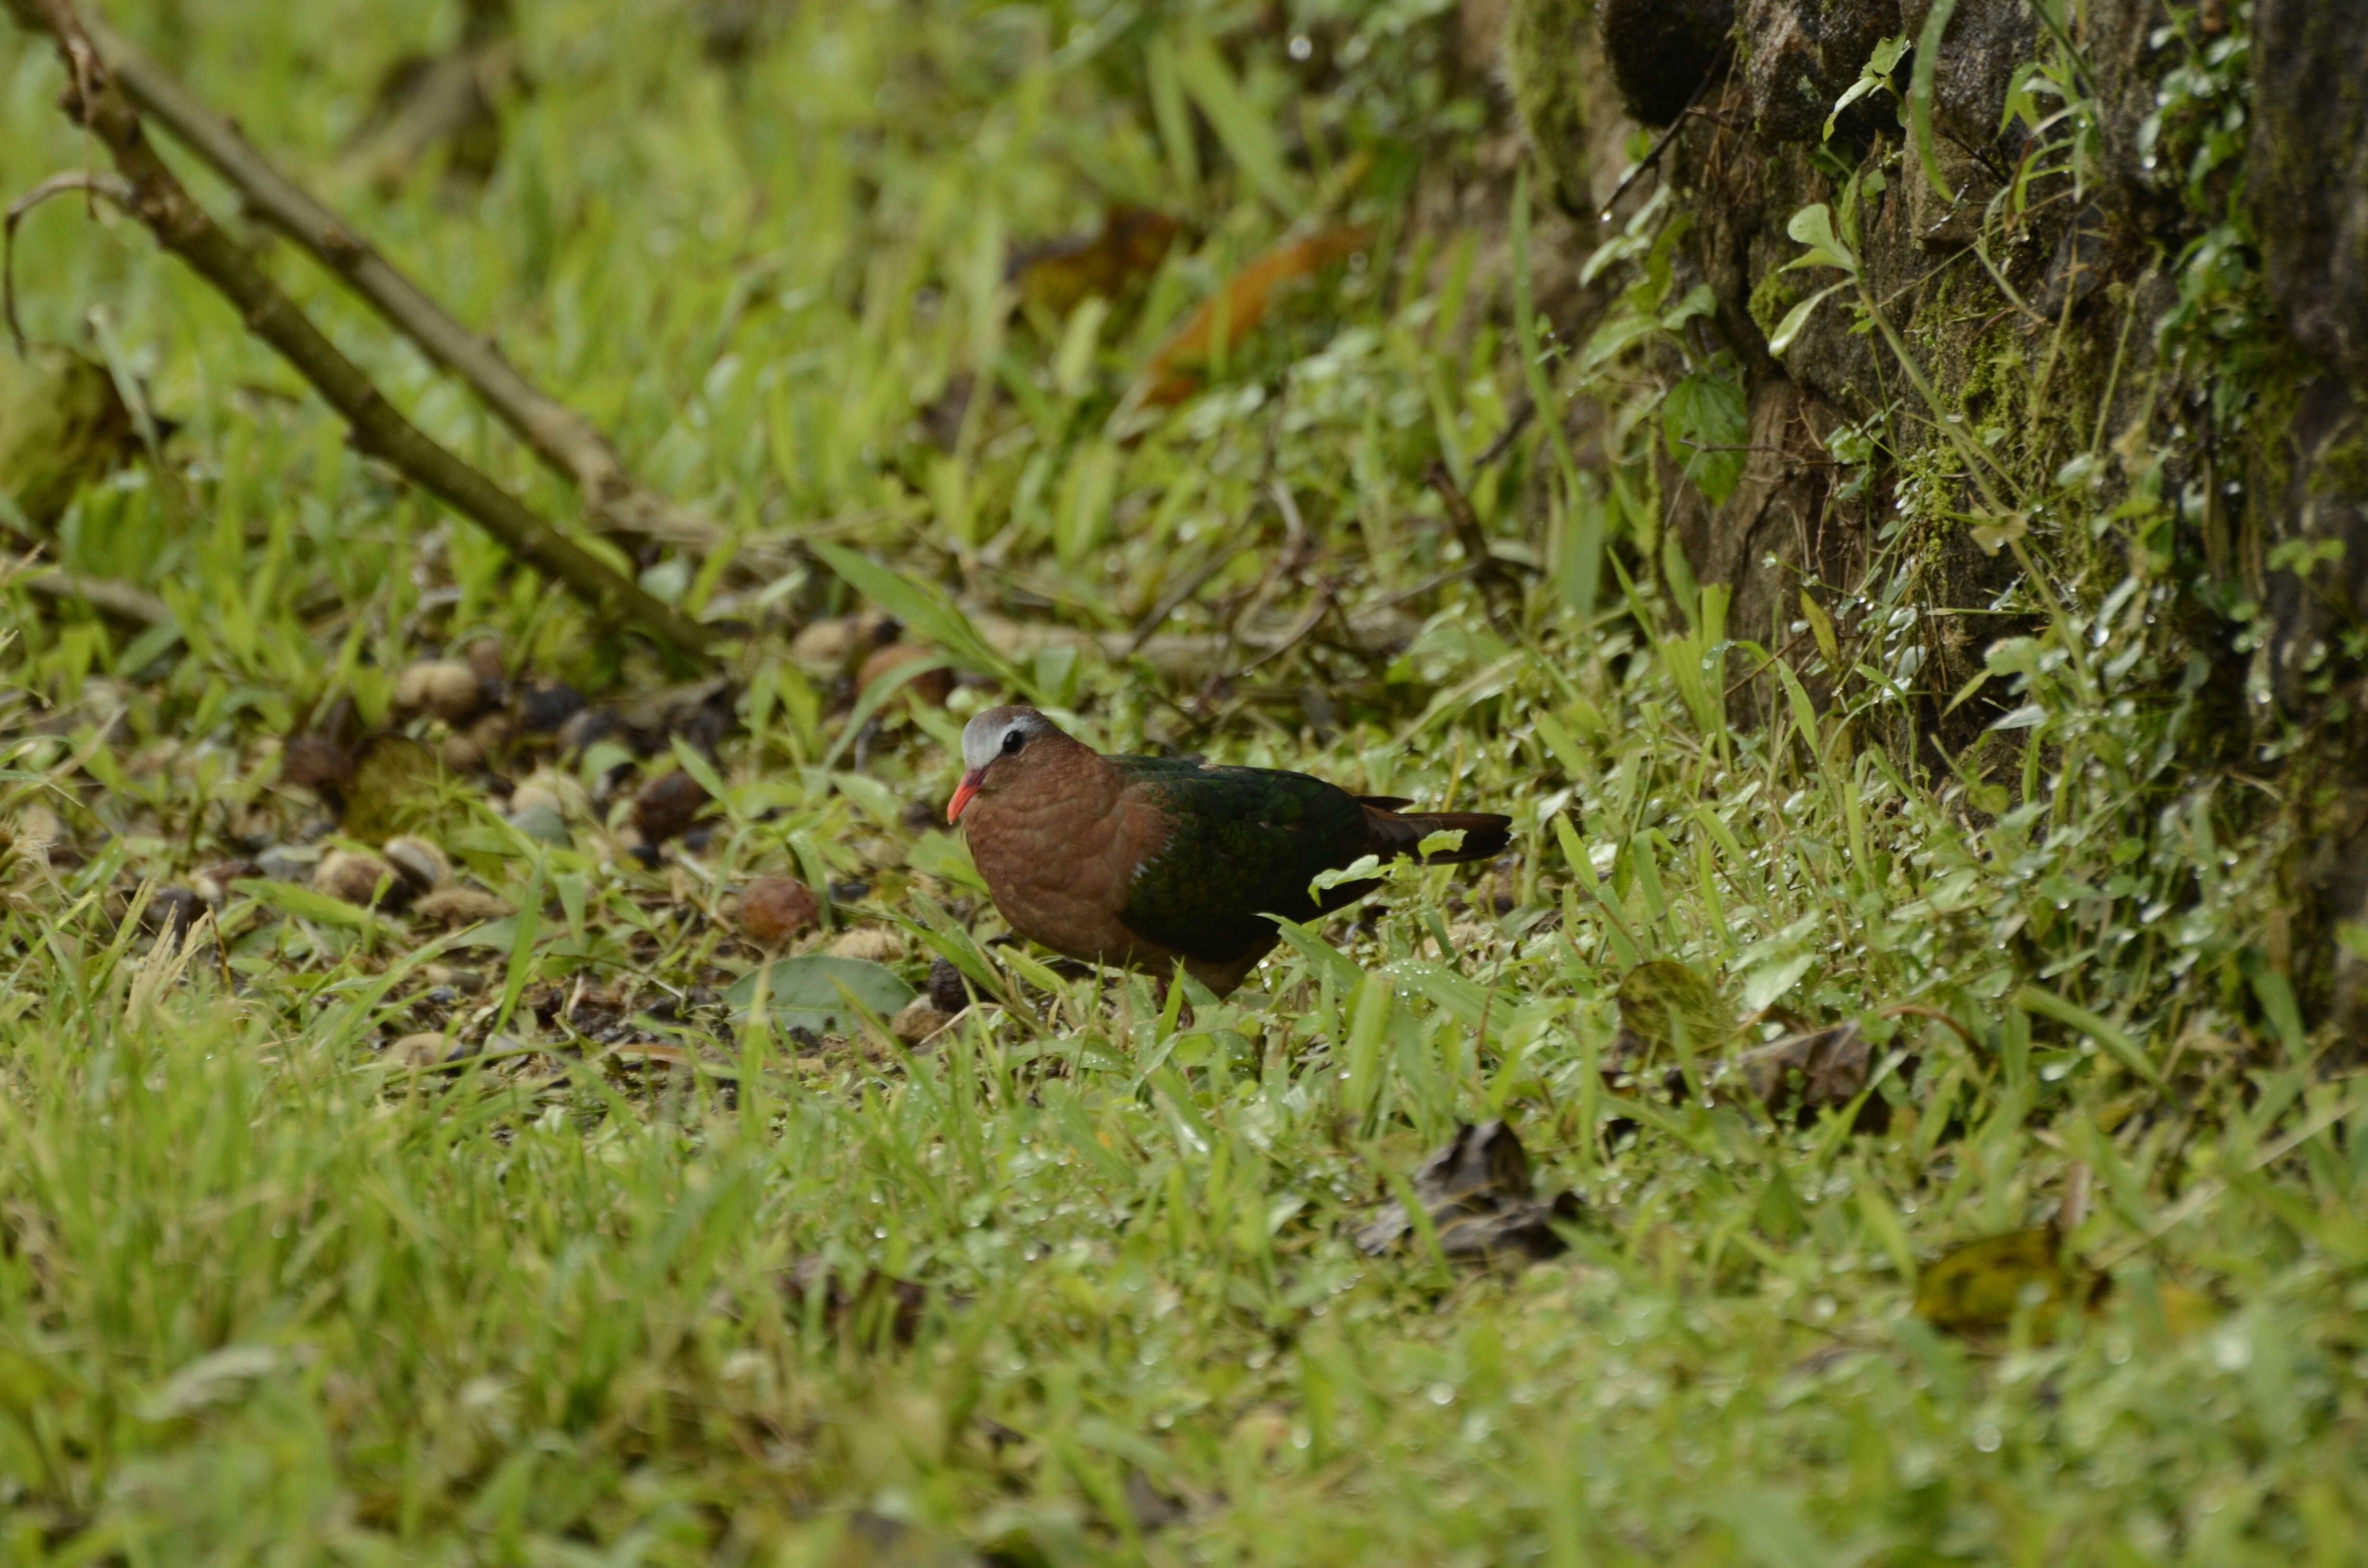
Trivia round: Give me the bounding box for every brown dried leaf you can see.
[1674,1022,1911,1131]
[1734,1022,1872,1106]
[1010,206,1187,320]
[781,1254,930,1345]
[1355,1120,1580,1262]
[1135,225,1375,407]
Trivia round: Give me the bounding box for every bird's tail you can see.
[1359,802,1513,864]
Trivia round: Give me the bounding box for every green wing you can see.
[1111,757,1376,962]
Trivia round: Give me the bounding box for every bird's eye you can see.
[1000,729,1024,755]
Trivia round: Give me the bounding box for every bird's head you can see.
[947,706,1063,823]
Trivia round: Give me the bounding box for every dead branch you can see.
[21,565,175,629]
[1422,459,1526,624]
[4,0,718,661]
[75,13,728,560]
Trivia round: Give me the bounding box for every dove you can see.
[947,706,1511,996]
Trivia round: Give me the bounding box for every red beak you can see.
[946,768,985,824]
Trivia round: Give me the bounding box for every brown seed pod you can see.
[630,768,712,845]
[390,1031,457,1069]
[315,850,406,909]
[892,997,956,1044]
[413,887,516,927]
[829,927,905,963]
[382,835,452,894]
[134,886,208,944]
[736,874,820,947]
[194,860,260,905]
[465,637,506,686]
[394,660,488,724]
[507,783,566,818]
[281,735,354,796]
[925,956,971,1014]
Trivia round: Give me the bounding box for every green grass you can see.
[3,1,2365,1562]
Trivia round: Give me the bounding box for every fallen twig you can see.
[20,566,175,629]
[1593,64,1725,223]
[1423,459,1526,626]
[78,14,728,561]
[1469,396,1536,472]
[4,0,718,661]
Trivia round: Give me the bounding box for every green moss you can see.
[1747,265,1799,343]
[1505,0,1598,213]
[2314,427,2368,499]
[0,348,138,530]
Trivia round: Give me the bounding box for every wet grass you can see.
[1,1,2364,1562]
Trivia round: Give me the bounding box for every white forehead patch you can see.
[960,708,1054,770]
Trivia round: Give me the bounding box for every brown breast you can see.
[962,737,1182,971]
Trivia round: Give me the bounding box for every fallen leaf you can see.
[1737,1022,1886,1122]
[1356,1120,1580,1262]
[1914,1228,2107,1340]
[1135,225,1374,407]
[725,954,916,1035]
[1686,1021,1902,1129]
[781,1254,930,1345]
[1010,206,1187,320]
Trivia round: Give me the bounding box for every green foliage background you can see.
[1,0,2363,1562]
